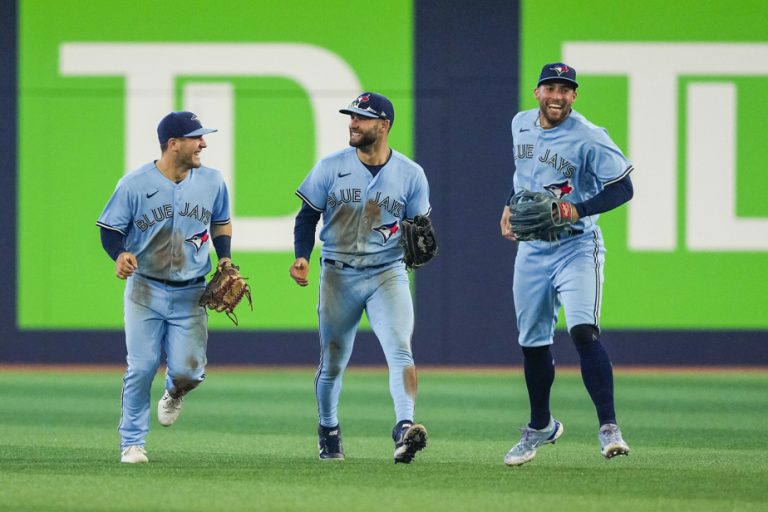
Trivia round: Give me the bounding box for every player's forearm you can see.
[100,226,127,261]
[294,202,321,260]
[574,175,634,218]
[211,222,233,260]
[505,186,516,206]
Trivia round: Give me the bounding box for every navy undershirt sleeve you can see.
[574,175,634,218]
[506,186,516,206]
[212,234,232,260]
[100,227,126,261]
[294,202,322,260]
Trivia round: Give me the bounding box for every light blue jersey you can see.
[97,162,230,281]
[296,147,431,268]
[511,108,633,235]
[98,160,230,451]
[510,108,633,345]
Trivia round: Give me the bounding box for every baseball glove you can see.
[508,190,573,242]
[400,215,439,270]
[199,261,253,325]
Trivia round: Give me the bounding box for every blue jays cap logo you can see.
[185,229,210,252]
[350,94,386,118]
[538,62,578,88]
[339,92,395,124]
[549,65,570,76]
[373,221,399,243]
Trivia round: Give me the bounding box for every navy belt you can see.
[553,229,584,240]
[323,258,399,270]
[141,274,205,287]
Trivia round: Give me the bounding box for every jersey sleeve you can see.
[588,129,634,185]
[296,160,332,211]
[96,180,135,235]
[404,167,431,219]
[211,175,231,225]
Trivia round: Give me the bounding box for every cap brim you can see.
[537,78,578,88]
[339,107,381,119]
[183,127,218,137]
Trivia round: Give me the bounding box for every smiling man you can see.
[97,111,234,464]
[499,63,635,466]
[289,92,435,464]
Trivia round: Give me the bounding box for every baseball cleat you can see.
[599,423,630,458]
[393,421,428,464]
[504,417,564,466]
[318,424,345,460]
[120,445,148,464]
[157,390,183,427]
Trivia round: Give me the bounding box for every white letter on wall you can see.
[60,43,362,250]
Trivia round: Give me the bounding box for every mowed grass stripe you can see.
[0,368,766,512]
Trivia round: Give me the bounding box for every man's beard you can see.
[349,131,377,148]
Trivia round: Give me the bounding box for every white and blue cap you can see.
[339,92,395,125]
[537,62,579,89]
[157,111,218,144]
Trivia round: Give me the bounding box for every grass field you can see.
[1,366,767,511]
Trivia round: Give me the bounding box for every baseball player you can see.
[289,92,431,463]
[499,63,634,466]
[97,111,232,464]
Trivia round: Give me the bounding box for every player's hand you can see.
[289,257,310,287]
[500,206,517,241]
[217,257,232,268]
[115,252,138,279]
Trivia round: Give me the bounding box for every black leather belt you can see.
[323,258,399,270]
[141,274,205,287]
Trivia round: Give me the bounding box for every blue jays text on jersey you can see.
[296,147,430,268]
[511,108,633,232]
[326,189,405,219]
[97,162,230,282]
[133,202,214,232]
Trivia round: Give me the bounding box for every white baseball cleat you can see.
[120,445,148,464]
[599,423,630,458]
[504,417,564,466]
[157,390,184,427]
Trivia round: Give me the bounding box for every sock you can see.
[522,345,555,430]
[571,324,616,426]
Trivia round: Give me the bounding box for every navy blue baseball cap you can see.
[537,62,579,89]
[339,92,395,125]
[157,111,218,144]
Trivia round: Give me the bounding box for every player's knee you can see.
[170,375,204,398]
[521,345,552,361]
[570,324,599,347]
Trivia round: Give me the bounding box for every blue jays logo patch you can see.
[185,229,210,252]
[549,65,570,76]
[373,221,399,243]
[544,180,574,199]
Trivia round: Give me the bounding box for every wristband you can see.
[212,234,232,259]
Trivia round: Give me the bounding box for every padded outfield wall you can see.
[1,0,766,365]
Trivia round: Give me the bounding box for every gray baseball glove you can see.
[508,190,573,241]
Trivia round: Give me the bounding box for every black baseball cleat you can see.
[318,424,345,460]
[393,421,428,464]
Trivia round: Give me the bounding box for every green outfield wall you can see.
[3,0,767,364]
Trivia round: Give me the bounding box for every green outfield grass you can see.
[1,367,766,511]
